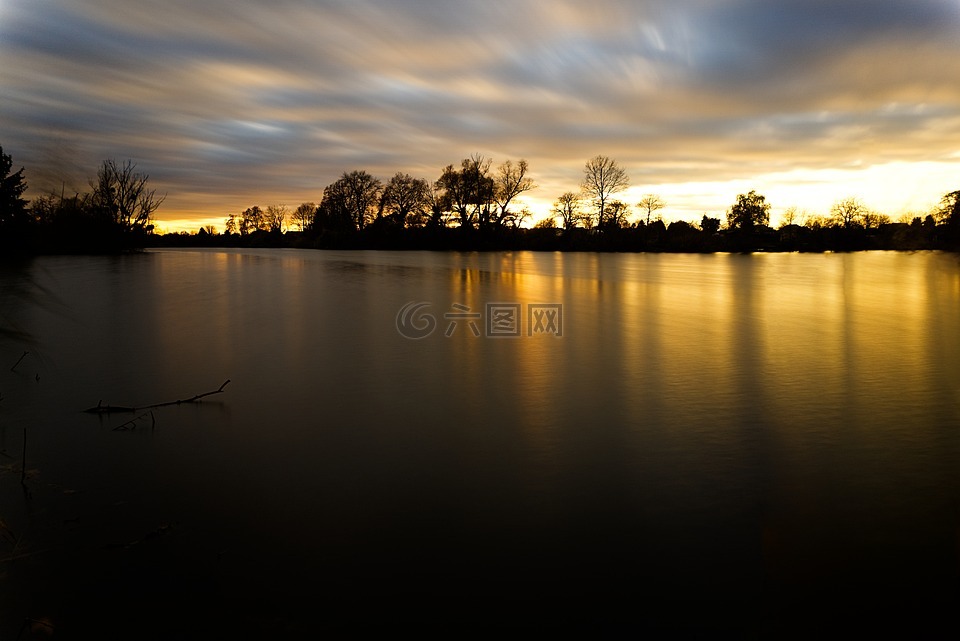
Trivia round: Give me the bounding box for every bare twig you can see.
[146,379,231,409]
[86,400,135,414]
[112,412,151,431]
[84,380,231,414]
[10,351,28,372]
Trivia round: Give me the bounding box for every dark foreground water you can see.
[1,249,959,638]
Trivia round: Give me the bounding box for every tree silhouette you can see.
[601,200,631,230]
[637,194,665,226]
[492,159,536,228]
[334,170,382,230]
[700,215,721,234]
[90,159,164,234]
[292,202,317,232]
[780,206,799,228]
[938,191,959,224]
[314,180,356,233]
[265,204,287,232]
[381,172,430,227]
[436,155,494,229]
[727,190,770,230]
[553,192,583,231]
[581,155,629,230]
[861,210,889,230]
[240,206,265,234]
[0,145,29,246]
[436,164,469,228]
[940,190,960,248]
[831,197,866,228]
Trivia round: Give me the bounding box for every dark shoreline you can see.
[143,220,958,255]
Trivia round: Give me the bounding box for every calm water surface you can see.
[1,249,959,637]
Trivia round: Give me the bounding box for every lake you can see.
[2,248,959,637]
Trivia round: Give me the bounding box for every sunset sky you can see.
[2,0,960,232]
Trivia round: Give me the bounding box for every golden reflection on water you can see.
[6,249,960,637]
[426,251,959,535]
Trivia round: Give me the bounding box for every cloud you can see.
[2,0,959,226]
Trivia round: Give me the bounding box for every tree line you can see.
[199,153,960,252]
[2,144,958,255]
[0,146,164,255]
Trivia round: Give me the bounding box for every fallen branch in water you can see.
[112,410,156,431]
[83,379,231,414]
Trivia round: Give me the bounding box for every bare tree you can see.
[507,206,532,229]
[338,170,382,230]
[381,172,430,227]
[436,155,494,229]
[553,192,583,230]
[601,200,631,229]
[91,159,165,232]
[265,204,288,232]
[240,206,265,233]
[862,210,890,230]
[779,206,799,228]
[493,159,536,227]
[637,194,664,226]
[425,181,449,228]
[435,164,470,227]
[534,216,557,229]
[464,154,494,228]
[803,213,826,229]
[292,202,316,232]
[581,155,629,230]
[831,197,866,228]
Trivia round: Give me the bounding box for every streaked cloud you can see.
[2,0,959,229]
